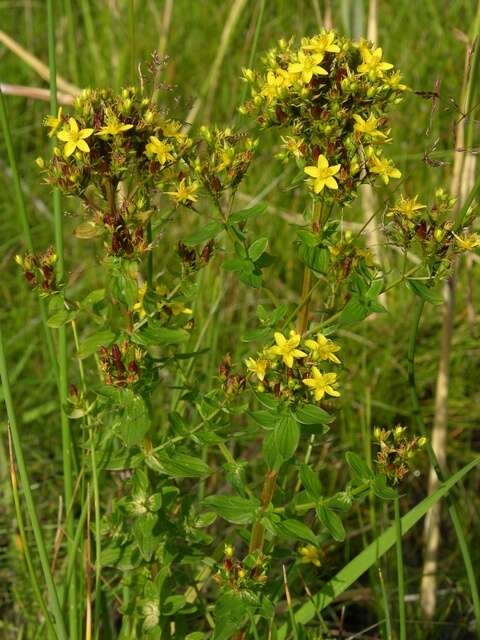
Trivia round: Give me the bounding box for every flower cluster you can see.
[328,230,375,280]
[385,188,480,278]
[177,239,215,274]
[98,341,146,387]
[241,31,407,204]
[190,126,258,200]
[373,426,426,484]
[132,282,193,322]
[244,330,341,405]
[15,247,58,294]
[214,544,268,592]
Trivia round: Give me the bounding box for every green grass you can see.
[1,1,480,638]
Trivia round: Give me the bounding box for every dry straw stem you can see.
[0,29,80,97]
[0,83,75,105]
[182,0,247,131]
[361,0,387,308]
[420,8,480,620]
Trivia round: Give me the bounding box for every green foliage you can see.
[2,3,480,639]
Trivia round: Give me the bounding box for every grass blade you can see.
[46,1,77,635]
[0,325,68,639]
[276,457,479,637]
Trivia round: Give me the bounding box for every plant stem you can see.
[296,200,323,335]
[0,88,58,383]
[47,2,77,635]
[394,497,406,640]
[249,470,278,554]
[407,296,480,634]
[71,320,101,631]
[0,325,68,639]
[146,221,153,288]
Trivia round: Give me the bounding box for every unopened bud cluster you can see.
[98,341,145,387]
[373,426,426,484]
[214,545,268,592]
[15,247,58,294]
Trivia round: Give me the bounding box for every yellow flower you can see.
[353,114,387,139]
[302,367,340,401]
[298,545,322,567]
[261,70,293,102]
[357,46,393,76]
[384,70,407,91]
[387,195,426,220]
[280,135,304,159]
[305,334,341,364]
[368,154,401,184]
[304,155,341,193]
[245,357,268,381]
[453,232,480,251]
[268,331,307,368]
[302,32,340,55]
[133,283,148,319]
[161,119,184,141]
[216,147,235,172]
[288,51,328,83]
[43,107,63,138]
[145,136,174,165]
[95,114,133,137]
[164,178,199,204]
[57,117,94,157]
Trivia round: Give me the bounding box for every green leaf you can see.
[241,327,271,342]
[163,595,186,616]
[275,415,300,460]
[366,278,384,299]
[132,512,160,561]
[100,542,140,570]
[213,593,249,640]
[298,244,329,273]
[345,452,374,481]
[248,237,269,262]
[119,392,151,447]
[262,431,283,472]
[155,452,210,478]
[203,495,260,525]
[110,270,137,308]
[80,288,105,307]
[132,323,190,347]
[293,404,334,425]
[229,203,267,224]
[238,269,263,288]
[223,257,252,273]
[277,458,480,638]
[184,221,224,246]
[316,504,345,541]
[74,220,102,239]
[47,307,77,328]
[299,464,322,499]
[78,330,116,359]
[338,295,369,325]
[407,279,443,305]
[373,475,398,500]
[249,410,279,430]
[274,518,318,545]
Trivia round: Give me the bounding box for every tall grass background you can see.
[1,1,479,638]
